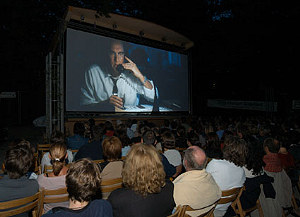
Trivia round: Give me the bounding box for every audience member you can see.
[262,137,293,214]
[74,124,104,161]
[204,131,222,159]
[38,143,69,214]
[66,122,89,150]
[0,141,39,217]
[224,136,276,217]
[263,137,282,173]
[99,136,123,180]
[141,129,176,178]
[41,131,73,173]
[42,158,113,216]
[206,135,248,217]
[108,144,175,217]
[103,120,115,138]
[161,130,182,178]
[173,146,221,217]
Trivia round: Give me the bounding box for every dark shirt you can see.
[74,139,103,161]
[42,199,113,217]
[0,175,39,217]
[66,134,89,150]
[107,180,175,217]
[161,154,176,178]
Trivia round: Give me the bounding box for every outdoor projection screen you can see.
[65,27,190,113]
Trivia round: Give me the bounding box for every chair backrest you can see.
[93,159,105,164]
[43,165,53,174]
[230,186,264,217]
[182,201,217,217]
[217,187,243,204]
[39,187,69,217]
[36,144,51,165]
[0,191,42,217]
[100,177,123,199]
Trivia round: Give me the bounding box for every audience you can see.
[0,141,39,217]
[38,142,69,214]
[206,135,248,217]
[3,114,300,217]
[173,146,221,217]
[42,158,113,216]
[107,144,175,217]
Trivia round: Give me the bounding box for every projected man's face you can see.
[109,41,125,77]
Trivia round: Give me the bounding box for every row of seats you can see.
[169,186,263,217]
[0,176,123,217]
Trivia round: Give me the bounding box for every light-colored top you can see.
[173,170,221,217]
[164,149,182,167]
[80,65,155,107]
[37,174,68,213]
[100,161,124,181]
[41,150,73,173]
[206,159,245,217]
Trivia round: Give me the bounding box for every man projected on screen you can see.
[80,39,155,111]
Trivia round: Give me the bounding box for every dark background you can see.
[1,0,300,126]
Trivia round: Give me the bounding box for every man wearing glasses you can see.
[80,39,155,111]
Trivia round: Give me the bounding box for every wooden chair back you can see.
[43,165,53,174]
[39,187,69,217]
[0,191,42,217]
[36,144,51,165]
[217,186,243,204]
[100,177,123,199]
[93,159,105,164]
[231,186,264,217]
[181,201,217,217]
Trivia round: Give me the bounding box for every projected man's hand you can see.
[122,56,142,78]
[109,95,124,109]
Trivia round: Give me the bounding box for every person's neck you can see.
[69,200,89,210]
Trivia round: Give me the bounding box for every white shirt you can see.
[164,149,182,167]
[206,159,245,217]
[81,64,155,107]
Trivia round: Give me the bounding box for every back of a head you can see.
[122,143,165,197]
[73,122,85,136]
[4,141,33,179]
[92,124,104,141]
[263,137,280,153]
[223,135,248,167]
[183,146,207,171]
[102,136,122,160]
[50,143,67,176]
[66,158,102,202]
[142,130,156,146]
[161,130,176,149]
[50,130,65,144]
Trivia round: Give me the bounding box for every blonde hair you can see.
[122,144,166,197]
[50,143,67,176]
